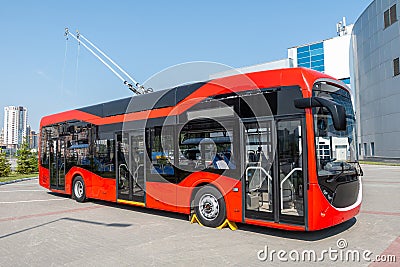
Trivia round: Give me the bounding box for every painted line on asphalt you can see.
[0,205,103,222]
[0,190,44,193]
[361,210,400,217]
[5,183,39,186]
[0,184,39,188]
[0,177,38,186]
[369,235,400,267]
[0,199,68,204]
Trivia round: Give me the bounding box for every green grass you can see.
[359,161,400,166]
[0,172,38,183]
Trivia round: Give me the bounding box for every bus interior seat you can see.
[163,165,174,175]
[281,173,294,208]
[246,169,264,209]
[215,160,229,169]
[222,153,236,169]
[248,150,256,163]
[94,157,114,172]
[212,154,229,169]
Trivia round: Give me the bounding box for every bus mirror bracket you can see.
[294,97,347,131]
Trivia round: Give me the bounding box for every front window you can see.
[313,82,357,172]
[313,82,360,208]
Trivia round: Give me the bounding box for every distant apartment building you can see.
[26,125,38,150]
[3,106,28,149]
[30,131,38,150]
[0,128,4,147]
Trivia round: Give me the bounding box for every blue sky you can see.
[0,0,372,131]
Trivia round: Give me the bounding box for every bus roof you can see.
[40,68,336,127]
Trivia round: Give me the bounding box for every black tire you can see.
[194,185,226,227]
[72,176,86,203]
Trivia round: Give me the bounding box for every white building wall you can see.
[287,48,298,67]
[323,32,352,80]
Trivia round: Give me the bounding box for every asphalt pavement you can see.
[0,164,399,266]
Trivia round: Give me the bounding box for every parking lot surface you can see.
[0,164,399,266]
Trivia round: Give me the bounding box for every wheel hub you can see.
[74,181,83,198]
[199,194,219,221]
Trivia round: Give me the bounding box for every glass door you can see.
[277,119,305,224]
[116,131,145,203]
[243,118,306,225]
[244,119,275,221]
[129,131,145,203]
[49,138,66,190]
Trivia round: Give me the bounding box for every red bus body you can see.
[39,68,362,231]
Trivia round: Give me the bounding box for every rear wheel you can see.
[72,176,86,203]
[194,185,226,227]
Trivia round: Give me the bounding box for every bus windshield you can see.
[313,82,357,177]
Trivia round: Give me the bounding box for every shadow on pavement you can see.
[0,217,132,239]
[91,199,357,241]
[236,217,357,241]
[92,199,189,222]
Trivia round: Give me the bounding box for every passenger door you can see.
[244,119,275,221]
[49,138,66,190]
[276,118,305,224]
[243,118,305,225]
[116,131,145,204]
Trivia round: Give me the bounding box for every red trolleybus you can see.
[39,68,362,231]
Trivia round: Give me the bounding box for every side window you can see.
[40,127,50,168]
[245,121,274,169]
[149,127,175,176]
[93,139,115,177]
[178,119,235,172]
[65,123,93,170]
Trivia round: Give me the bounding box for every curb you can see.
[0,177,38,186]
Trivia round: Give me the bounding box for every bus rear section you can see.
[38,68,362,231]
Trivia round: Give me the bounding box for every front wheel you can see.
[194,185,226,227]
[72,176,86,203]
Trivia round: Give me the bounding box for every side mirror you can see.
[294,97,347,131]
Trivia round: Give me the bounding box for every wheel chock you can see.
[216,219,238,231]
[189,214,204,226]
[189,214,238,231]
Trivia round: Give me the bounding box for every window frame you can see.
[393,57,400,77]
[384,4,397,29]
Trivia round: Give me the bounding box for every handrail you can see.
[132,164,144,190]
[280,168,302,209]
[246,166,272,193]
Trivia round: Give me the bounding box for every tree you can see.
[0,151,11,177]
[16,142,38,174]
